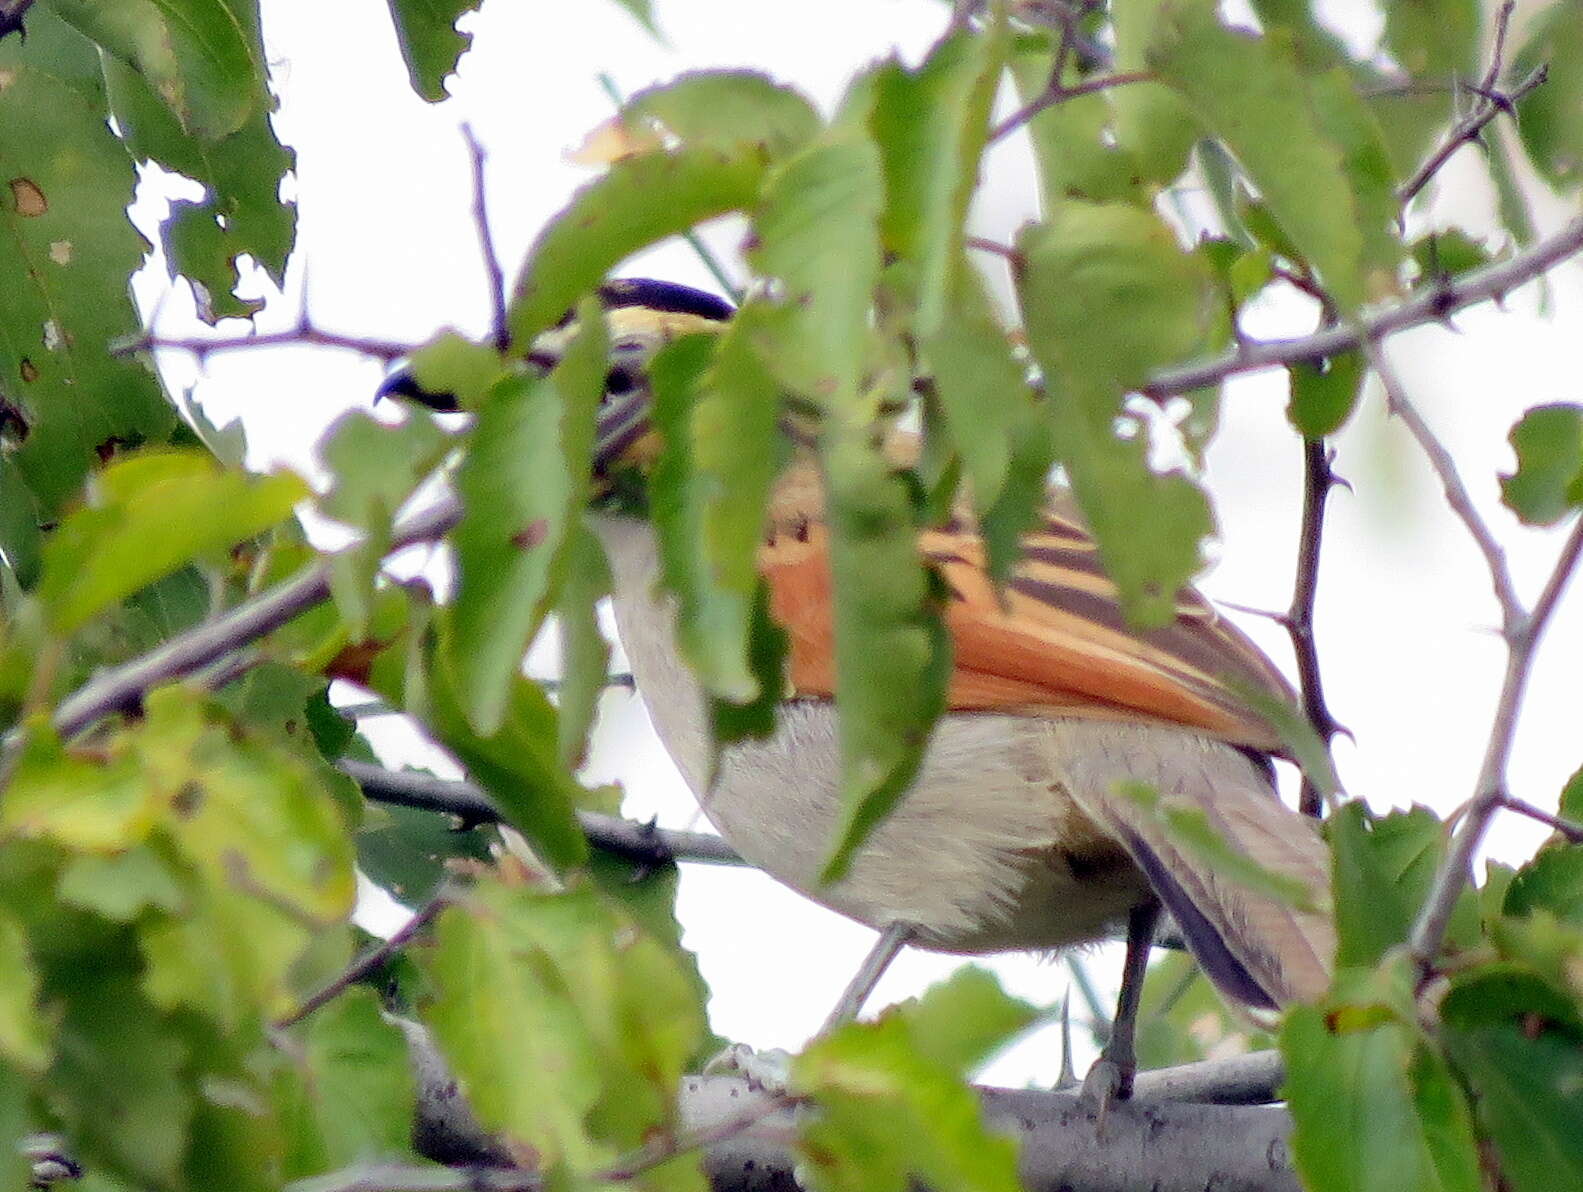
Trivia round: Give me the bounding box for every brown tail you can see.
[1051,721,1335,1010]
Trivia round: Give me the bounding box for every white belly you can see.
[594,515,1156,953]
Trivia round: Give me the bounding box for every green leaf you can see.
[555,526,612,767]
[319,409,451,637]
[1383,0,1478,79]
[1513,5,1583,191]
[1009,43,1141,206]
[1500,404,1583,526]
[0,11,175,515]
[355,799,492,907]
[0,1061,31,1192]
[626,70,821,158]
[97,0,294,303]
[1282,1003,1481,1192]
[1330,801,1448,968]
[418,624,591,869]
[1111,0,1201,186]
[57,848,186,921]
[448,304,605,734]
[37,451,305,634]
[139,688,357,924]
[384,0,483,101]
[817,425,952,884]
[1562,766,1583,824]
[1147,9,1368,309]
[420,882,705,1176]
[648,325,782,704]
[403,331,510,412]
[51,976,192,1186]
[1288,350,1365,439]
[50,0,265,139]
[1,718,165,851]
[0,911,49,1073]
[1410,230,1493,285]
[1441,974,1583,1192]
[792,973,1029,1192]
[892,967,1039,1074]
[298,988,417,1166]
[1303,68,1402,295]
[1335,801,1482,971]
[1504,846,1583,925]
[923,261,1054,584]
[508,147,765,347]
[868,25,1005,333]
[1015,202,1216,625]
[0,457,41,588]
[609,0,659,34]
[745,129,885,405]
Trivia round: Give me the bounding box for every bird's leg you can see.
[820,920,915,1033]
[1079,901,1160,1114]
[706,921,915,1092]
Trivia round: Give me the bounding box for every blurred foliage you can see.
[0,1,1581,1190]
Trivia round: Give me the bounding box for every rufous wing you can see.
[759,487,1295,755]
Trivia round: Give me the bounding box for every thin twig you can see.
[1498,795,1583,844]
[1376,335,1583,969]
[276,892,449,1029]
[988,70,1155,143]
[1371,345,1522,622]
[115,325,421,363]
[1288,439,1342,817]
[1398,7,1546,210]
[965,236,1023,266]
[1143,213,1583,399]
[340,760,745,866]
[461,123,509,349]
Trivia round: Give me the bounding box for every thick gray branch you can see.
[397,1021,1299,1192]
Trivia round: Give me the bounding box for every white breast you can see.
[593,513,1166,953]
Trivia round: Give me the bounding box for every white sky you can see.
[128,0,1583,1086]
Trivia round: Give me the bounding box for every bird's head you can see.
[379,278,735,504]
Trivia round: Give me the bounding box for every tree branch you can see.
[359,1060,1302,1192]
[1498,795,1583,844]
[1398,64,1548,207]
[33,495,462,745]
[1398,1,1535,205]
[340,760,745,866]
[275,891,450,1029]
[1371,346,1583,970]
[461,123,509,350]
[1143,214,1583,400]
[1132,1049,1284,1105]
[1287,440,1342,817]
[114,324,422,364]
[989,70,1155,143]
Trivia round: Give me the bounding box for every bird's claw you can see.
[703,1042,794,1093]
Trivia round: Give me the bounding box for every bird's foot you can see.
[1076,1055,1133,1133]
[703,1042,794,1094]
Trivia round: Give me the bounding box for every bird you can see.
[384,277,1336,1102]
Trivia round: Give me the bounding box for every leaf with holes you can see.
[0,11,174,515]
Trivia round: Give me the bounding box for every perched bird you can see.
[386,278,1335,1100]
